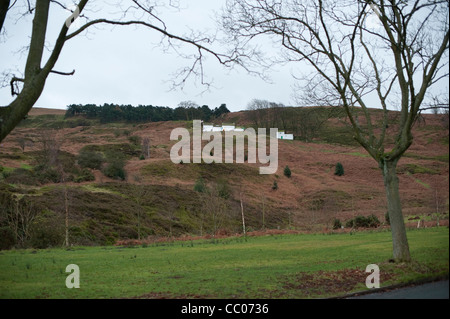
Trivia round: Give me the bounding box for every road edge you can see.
[330,274,449,299]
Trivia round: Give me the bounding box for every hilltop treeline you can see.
[65,102,230,123]
[245,100,349,142]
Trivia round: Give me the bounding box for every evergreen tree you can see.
[272,180,278,190]
[284,165,291,178]
[334,162,344,176]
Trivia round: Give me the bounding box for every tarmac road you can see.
[348,280,449,299]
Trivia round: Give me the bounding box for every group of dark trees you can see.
[65,102,230,123]
[246,99,344,142]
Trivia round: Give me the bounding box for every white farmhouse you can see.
[201,122,255,134]
[222,123,236,131]
[202,123,214,132]
[277,131,294,140]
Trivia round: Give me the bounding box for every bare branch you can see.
[49,69,75,76]
[66,18,234,65]
[10,76,24,96]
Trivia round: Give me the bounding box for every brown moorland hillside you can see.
[0,106,448,248]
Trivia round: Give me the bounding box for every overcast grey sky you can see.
[0,1,296,112]
[1,1,447,113]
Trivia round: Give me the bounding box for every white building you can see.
[202,122,237,132]
[202,123,214,132]
[202,123,291,139]
[222,124,236,131]
[277,131,294,140]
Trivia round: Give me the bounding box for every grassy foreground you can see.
[0,227,448,299]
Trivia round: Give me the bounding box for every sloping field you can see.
[0,227,448,299]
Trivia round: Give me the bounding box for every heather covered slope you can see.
[0,107,448,248]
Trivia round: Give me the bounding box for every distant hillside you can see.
[27,107,66,116]
[0,106,448,249]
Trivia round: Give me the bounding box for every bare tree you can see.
[430,176,447,227]
[130,177,151,240]
[275,103,289,132]
[5,196,38,247]
[17,136,33,153]
[57,160,71,247]
[178,101,200,121]
[291,107,331,142]
[240,188,246,236]
[142,137,151,159]
[36,129,61,167]
[200,183,228,236]
[261,191,266,229]
[247,99,270,127]
[223,0,449,262]
[0,0,239,142]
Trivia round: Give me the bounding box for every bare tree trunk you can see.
[435,187,440,227]
[9,200,20,245]
[6,197,37,247]
[137,208,141,240]
[64,184,69,247]
[240,191,246,236]
[0,0,10,33]
[382,159,411,262]
[142,137,150,159]
[261,192,265,230]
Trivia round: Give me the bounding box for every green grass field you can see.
[0,227,448,299]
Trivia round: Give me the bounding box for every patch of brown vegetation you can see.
[281,268,397,297]
[1,108,448,239]
[114,228,306,247]
[27,107,66,116]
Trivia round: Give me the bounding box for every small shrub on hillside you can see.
[35,166,61,184]
[194,177,207,193]
[113,129,122,137]
[345,219,354,228]
[77,149,104,170]
[217,179,231,199]
[102,160,126,180]
[345,214,380,228]
[74,168,95,183]
[4,168,40,185]
[272,180,278,190]
[335,162,344,176]
[128,135,141,146]
[284,165,292,178]
[29,214,64,249]
[65,118,91,128]
[333,218,342,230]
[366,214,381,227]
[102,151,127,180]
